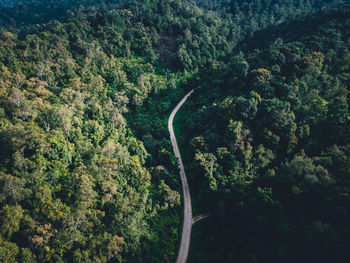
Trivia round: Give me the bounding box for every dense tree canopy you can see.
[0,6,189,263]
[0,0,349,262]
[178,7,350,263]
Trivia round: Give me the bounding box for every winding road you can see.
[168,90,194,263]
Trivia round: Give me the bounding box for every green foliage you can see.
[0,4,188,262]
[180,7,350,263]
[0,1,349,262]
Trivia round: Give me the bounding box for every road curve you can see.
[168,90,194,263]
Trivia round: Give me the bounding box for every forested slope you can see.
[0,0,127,27]
[0,0,349,263]
[0,6,191,263]
[0,1,253,261]
[179,7,350,263]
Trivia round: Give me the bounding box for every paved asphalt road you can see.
[168,90,194,263]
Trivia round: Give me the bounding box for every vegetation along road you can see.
[168,90,194,263]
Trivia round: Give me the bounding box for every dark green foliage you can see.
[1,0,350,262]
[180,7,350,263]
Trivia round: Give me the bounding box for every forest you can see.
[0,0,349,262]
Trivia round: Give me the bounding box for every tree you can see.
[0,205,24,238]
[0,238,19,263]
[0,173,30,204]
[195,152,219,190]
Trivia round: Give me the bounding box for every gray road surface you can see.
[168,90,194,263]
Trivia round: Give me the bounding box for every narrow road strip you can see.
[168,90,194,263]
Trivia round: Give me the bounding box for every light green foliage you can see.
[0,205,24,238]
[0,238,19,263]
[195,152,219,190]
[0,1,348,263]
[0,5,187,262]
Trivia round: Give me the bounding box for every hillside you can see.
[0,1,349,263]
[179,7,350,263]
